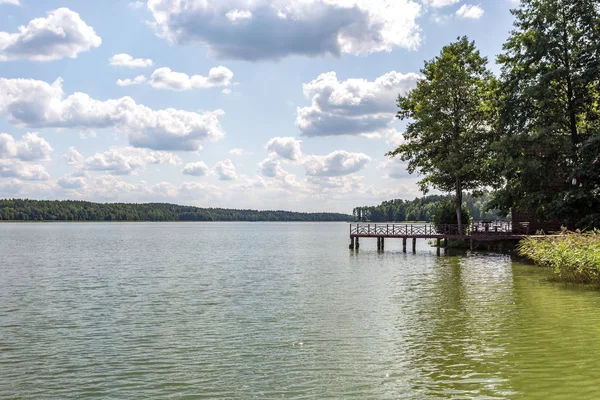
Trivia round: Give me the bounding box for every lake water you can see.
[1,222,600,399]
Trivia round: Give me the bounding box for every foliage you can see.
[0,199,352,222]
[353,193,504,222]
[431,200,471,231]
[387,36,500,232]
[492,0,600,224]
[518,231,600,284]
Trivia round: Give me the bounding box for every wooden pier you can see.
[349,222,535,252]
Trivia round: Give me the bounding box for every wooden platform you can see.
[349,223,542,251]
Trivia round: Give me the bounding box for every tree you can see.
[387,37,498,234]
[492,0,600,223]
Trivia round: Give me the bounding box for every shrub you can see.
[518,231,600,284]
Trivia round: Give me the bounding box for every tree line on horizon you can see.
[353,193,506,223]
[0,199,352,222]
[386,0,600,231]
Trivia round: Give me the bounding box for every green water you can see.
[1,222,599,399]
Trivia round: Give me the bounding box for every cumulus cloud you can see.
[456,4,484,19]
[149,67,234,90]
[183,161,210,176]
[84,149,145,175]
[303,150,370,177]
[83,147,181,175]
[147,0,421,61]
[0,77,225,151]
[421,0,459,7]
[229,148,246,156]
[378,158,411,179]
[258,155,286,178]
[265,137,302,161]
[214,159,237,180]
[117,75,147,86]
[0,132,53,161]
[0,159,50,180]
[0,8,101,62]
[109,53,153,68]
[64,146,84,165]
[297,71,420,137]
[57,173,86,189]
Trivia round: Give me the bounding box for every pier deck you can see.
[349,222,542,251]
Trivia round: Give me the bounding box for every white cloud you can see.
[222,88,232,95]
[183,161,210,176]
[0,159,50,180]
[229,148,246,156]
[57,173,86,189]
[378,158,412,179]
[149,67,234,90]
[421,0,460,7]
[214,159,237,180]
[297,71,420,137]
[0,8,101,62]
[83,147,181,175]
[0,77,225,151]
[147,0,422,61]
[303,150,371,177]
[265,137,302,161]
[456,4,484,19]
[179,181,222,199]
[129,1,145,8]
[117,75,147,86]
[64,146,84,165]
[0,132,53,161]
[0,0,20,5]
[259,155,286,178]
[109,53,153,68]
[226,9,253,22]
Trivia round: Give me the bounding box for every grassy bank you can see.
[518,231,600,284]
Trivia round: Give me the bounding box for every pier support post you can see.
[403,238,407,253]
[355,237,360,250]
[444,238,448,248]
[469,239,473,251]
[412,238,417,253]
[381,237,385,252]
[377,237,381,251]
[349,237,354,250]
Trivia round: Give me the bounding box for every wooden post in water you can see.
[381,237,385,251]
[412,238,417,253]
[356,237,360,250]
[444,238,448,248]
[469,238,473,251]
[402,238,407,253]
[377,237,380,251]
[349,238,354,250]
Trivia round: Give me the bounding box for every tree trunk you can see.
[455,176,463,234]
[562,15,579,157]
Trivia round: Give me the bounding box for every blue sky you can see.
[0,0,516,213]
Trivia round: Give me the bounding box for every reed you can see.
[518,230,600,284]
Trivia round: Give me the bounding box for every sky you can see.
[0,0,518,213]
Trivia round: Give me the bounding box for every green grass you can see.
[518,231,600,284]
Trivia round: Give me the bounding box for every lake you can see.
[1,222,600,399]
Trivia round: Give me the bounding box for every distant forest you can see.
[0,199,352,222]
[353,194,506,222]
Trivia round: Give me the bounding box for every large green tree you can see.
[492,0,600,225]
[387,37,498,233]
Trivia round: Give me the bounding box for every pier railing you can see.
[350,221,513,237]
